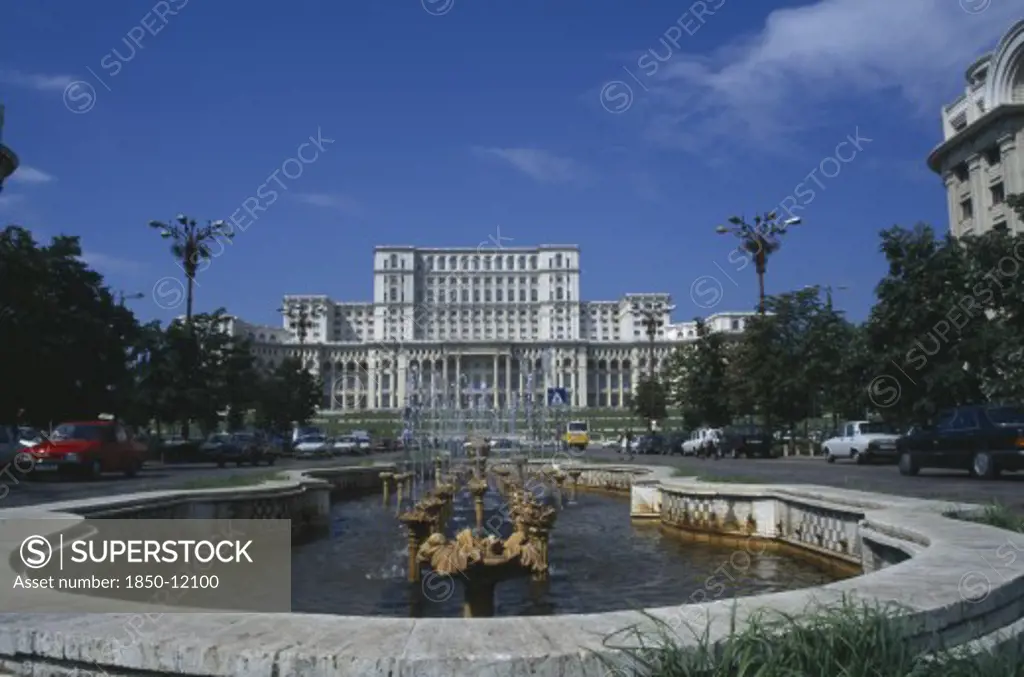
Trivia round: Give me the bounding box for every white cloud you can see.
[294,192,362,213]
[78,252,142,274]
[643,0,1021,150]
[0,194,24,210]
[0,69,75,92]
[474,147,588,184]
[8,166,54,184]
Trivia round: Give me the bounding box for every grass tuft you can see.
[599,598,1021,676]
[948,502,1024,533]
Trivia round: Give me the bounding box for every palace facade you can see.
[227,244,755,412]
[928,20,1024,235]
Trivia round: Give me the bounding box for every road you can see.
[0,453,405,509]
[583,449,1024,509]
[3,449,1019,511]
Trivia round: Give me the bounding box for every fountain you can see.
[417,483,556,617]
[567,468,582,502]
[379,471,394,506]
[387,453,562,617]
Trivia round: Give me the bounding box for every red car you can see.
[24,419,146,479]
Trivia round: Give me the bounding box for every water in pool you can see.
[291,482,842,617]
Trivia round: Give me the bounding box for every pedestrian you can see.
[625,428,635,460]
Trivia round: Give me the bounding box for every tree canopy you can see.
[0,225,320,434]
[667,203,1024,432]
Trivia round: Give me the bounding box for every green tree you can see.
[729,289,830,438]
[148,215,234,438]
[253,357,322,435]
[219,337,261,431]
[667,318,732,428]
[864,224,997,424]
[0,226,141,424]
[631,377,667,430]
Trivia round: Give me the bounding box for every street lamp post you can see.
[0,105,20,193]
[716,213,804,315]
[278,304,324,345]
[631,301,675,380]
[115,291,145,306]
[631,300,674,432]
[150,215,234,328]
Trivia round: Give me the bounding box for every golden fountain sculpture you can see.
[398,496,445,582]
[542,467,568,508]
[466,477,489,530]
[417,489,556,617]
[566,468,583,502]
[379,471,395,506]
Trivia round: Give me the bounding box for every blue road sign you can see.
[547,387,569,406]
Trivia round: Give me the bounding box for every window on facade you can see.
[438,258,445,270]
[461,257,468,270]
[531,289,538,302]
[519,289,526,302]
[494,257,502,270]
[496,289,503,302]
[953,163,969,182]
[992,182,1005,205]
[462,289,469,302]
[960,198,974,220]
[390,254,397,267]
[555,253,562,267]
[530,256,537,269]
[984,146,1001,166]
[389,287,397,302]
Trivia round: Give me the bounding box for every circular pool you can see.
[291,482,843,616]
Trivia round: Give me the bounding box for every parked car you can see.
[294,434,330,457]
[332,436,359,455]
[17,426,42,448]
[21,416,146,478]
[350,430,372,453]
[720,425,775,458]
[663,432,687,455]
[636,433,666,454]
[200,433,239,467]
[233,432,277,466]
[898,405,1024,479]
[822,420,900,464]
[682,428,722,456]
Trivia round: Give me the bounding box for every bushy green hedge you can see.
[601,599,1021,676]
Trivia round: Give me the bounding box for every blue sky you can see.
[1,0,1020,327]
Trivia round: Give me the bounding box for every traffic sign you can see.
[547,387,569,406]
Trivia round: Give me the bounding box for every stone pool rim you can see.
[0,461,1021,677]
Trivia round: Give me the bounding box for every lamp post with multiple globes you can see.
[715,213,804,315]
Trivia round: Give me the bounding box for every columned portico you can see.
[311,342,679,412]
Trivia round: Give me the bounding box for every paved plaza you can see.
[2,448,1019,511]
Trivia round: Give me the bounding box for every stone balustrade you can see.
[0,461,1021,676]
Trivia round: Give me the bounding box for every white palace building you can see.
[928,19,1024,235]
[226,245,755,413]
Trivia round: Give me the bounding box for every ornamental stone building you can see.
[226,244,754,412]
[928,20,1024,235]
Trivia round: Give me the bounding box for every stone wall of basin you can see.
[0,462,1023,676]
